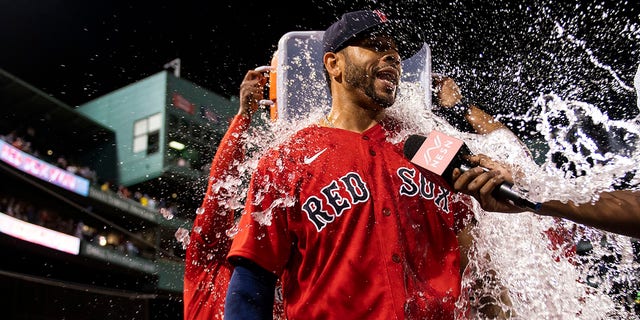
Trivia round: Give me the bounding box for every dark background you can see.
[1,0,638,122]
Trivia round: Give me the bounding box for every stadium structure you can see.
[0,68,237,319]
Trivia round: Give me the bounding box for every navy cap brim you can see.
[325,20,425,60]
[323,10,425,61]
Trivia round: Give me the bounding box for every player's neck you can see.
[324,103,382,133]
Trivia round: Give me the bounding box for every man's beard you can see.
[344,63,396,109]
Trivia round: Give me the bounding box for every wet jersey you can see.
[228,122,473,319]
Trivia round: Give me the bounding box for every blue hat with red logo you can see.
[322,10,423,60]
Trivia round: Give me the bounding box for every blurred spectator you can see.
[100,181,111,192]
[1,130,18,144]
[56,156,68,169]
[66,164,79,175]
[125,240,140,256]
[117,185,132,199]
[139,193,149,207]
[78,166,97,183]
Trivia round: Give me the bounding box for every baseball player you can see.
[183,67,490,319]
[224,10,519,319]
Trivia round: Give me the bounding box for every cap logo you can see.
[373,10,388,23]
[323,9,420,58]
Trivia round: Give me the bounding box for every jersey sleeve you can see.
[227,148,294,276]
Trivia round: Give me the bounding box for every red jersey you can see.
[544,218,578,263]
[184,115,249,320]
[228,121,473,319]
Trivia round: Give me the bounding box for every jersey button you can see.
[369,149,376,156]
[392,253,401,263]
[383,208,391,216]
[362,135,370,140]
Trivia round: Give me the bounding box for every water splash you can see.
[160,207,174,220]
[382,73,639,318]
[455,73,640,320]
[175,227,190,249]
[554,21,635,93]
[636,63,640,113]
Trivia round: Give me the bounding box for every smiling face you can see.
[340,33,402,109]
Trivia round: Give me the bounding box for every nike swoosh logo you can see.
[303,148,328,164]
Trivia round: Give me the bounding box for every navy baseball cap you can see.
[322,10,423,60]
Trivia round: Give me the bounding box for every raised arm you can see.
[188,67,267,260]
[432,75,507,134]
[184,68,268,320]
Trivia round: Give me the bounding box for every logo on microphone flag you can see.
[410,131,464,175]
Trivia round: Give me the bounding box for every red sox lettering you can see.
[397,167,451,213]
[303,172,370,232]
[303,168,452,232]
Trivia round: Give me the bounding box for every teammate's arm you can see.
[432,75,507,135]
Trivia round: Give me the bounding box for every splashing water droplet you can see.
[225,224,239,239]
[175,227,190,249]
[160,207,174,220]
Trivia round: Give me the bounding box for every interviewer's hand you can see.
[452,154,522,213]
